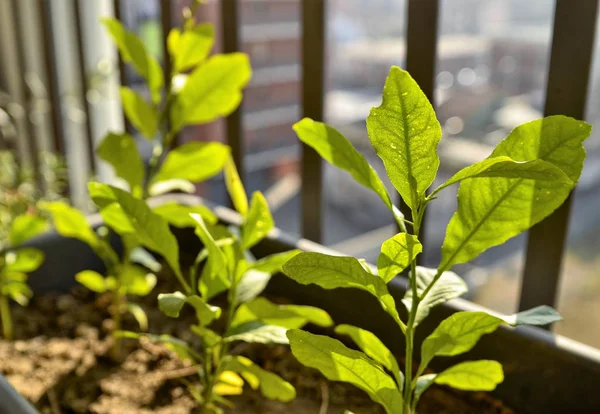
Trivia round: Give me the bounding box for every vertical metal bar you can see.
[10,0,40,174]
[39,0,66,156]
[404,0,439,260]
[300,0,325,243]
[112,0,130,133]
[221,0,245,184]
[519,0,598,318]
[160,0,173,87]
[73,0,97,173]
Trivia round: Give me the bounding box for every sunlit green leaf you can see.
[116,331,197,362]
[241,192,274,250]
[102,18,164,103]
[88,183,182,280]
[171,53,251,131]
[293,118,403,226]
[221,355,296,402]
[120,264,156,296]
[96,133,145,196]
[75,270,106,293]
[9,214,48,246]
[169,24,214,73]
[4,248,44,273]
[282,252,403,328]
[158,291,221,325]
[377,233,422,282]
[440,116,590,271]
[224,156,248,217]
[148,179,196,196]
[234,269,271,304]
[153,142,230,184]
[433,360,503,391]
[335,324,399,376]
[153,202,218,227]
[225,322,288,344]
[190,214,229,300]
[420,312,503,368]
[250,250,301,275]
[231,297,332,329]
[287,330,403,414]
[402,266,467,326]
[2,280,32,306]
[366,66,442,211]
[40,201,99,249]
[119,87,158,139]
[126,302,148,331]
[414,374,436,405]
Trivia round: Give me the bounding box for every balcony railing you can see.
[0,0,598,333]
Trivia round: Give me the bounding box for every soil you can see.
[0,273,515,414]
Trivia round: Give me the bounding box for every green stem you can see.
[111,290,123,360]
[402,206,425,413]
[0,293,13,341]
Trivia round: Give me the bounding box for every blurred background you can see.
[1,0,599,347]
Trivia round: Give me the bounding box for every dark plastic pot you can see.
[2,195,600,413]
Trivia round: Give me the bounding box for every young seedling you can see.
[0,214,47,340]
[0,150,66,339]
[282,67,589,414]
[118,159,333,413]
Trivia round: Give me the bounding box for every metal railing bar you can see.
[39,0,66,157]
[112,0,131,134]
[72,0,96,174]
[405,0,439,260]
[9,0,40,176]
[519,0,599,321]
[300,0,325,243]
[221,0,245,187]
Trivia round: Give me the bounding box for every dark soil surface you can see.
[0,273,515,414]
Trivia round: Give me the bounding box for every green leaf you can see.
[153,202,218,227]
[433,360,503,391]
[75,270,106,293]
[221,355,296,402]
[96,133,145,196]
[224,156,248,217]
[366,66,442,211]
[402,266,467,326]
[282,252,403,328]
[440,116,591,271]
[433,156,570,195]
[241,192,274,250]
[2,280,32,306]
[334,324,399,376]
[102,18,163,103]
[287,330,403,414]
[4,248,44,273]
[148,179,196,196]
[88,183,183,281]
[126,302,148,331]
[414,374,436,404]
[9,214,48,246]
[169,24,214,73]
[119,87,158,139]
[129,247,162,272]
[224,322,289,344]
[420,312,503,368]
[250,250,301,274]
[158,291,221,325]
[501,305,562,326]
[191,325,222,348]
[153,142,230,184]
[190,214,229,300]
[171,53,251,131]
[120,264,157,296]
[40,201,99,249]
[231,297,332,330]
[234,269,272,304]
[377,233,422,282]
[116,331,198,363]
[293,118,402,225]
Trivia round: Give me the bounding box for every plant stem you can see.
[0,293,13,341]
[403,206,425,413]
[111,290,123,360]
